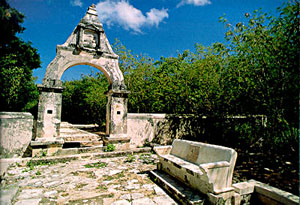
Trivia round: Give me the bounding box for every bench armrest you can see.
[199,161,230,170]
[153,145,172,156]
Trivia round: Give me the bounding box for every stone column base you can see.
[103,134,130,151]
[30,138,64,157]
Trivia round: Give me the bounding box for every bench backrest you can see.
[170,139,236,165]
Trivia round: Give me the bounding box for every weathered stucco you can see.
[127,114,166,148]
[0,112,33,158]
[128,113,267,148]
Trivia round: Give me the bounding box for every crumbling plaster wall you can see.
[0,112,33,158]
[128,113,177,147]
[128,113,266,148]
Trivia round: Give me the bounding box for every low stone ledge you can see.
[104,136,131,144]
[72,124,99,129]
[7,147,152,167]
[0,112,33,158]
[31,138,64,157]
[128,113,166,120]
[249,179,299,205]
[0,112,33,119]
[232,182,254,195]
[31,139,64,146]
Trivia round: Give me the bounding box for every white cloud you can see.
[146,8,169,27]
[177,0,211,8]
[96,0,168,33]
[71,0,83,7]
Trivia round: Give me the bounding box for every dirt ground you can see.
[233,148,299,196]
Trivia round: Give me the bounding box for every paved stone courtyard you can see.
[1,153,178,205]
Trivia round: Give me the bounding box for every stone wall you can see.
[128,113,266,148]
[0,112,33,158]
[128,113,164,148]
[128,113,190,147]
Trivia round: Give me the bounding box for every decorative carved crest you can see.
[60,4,115,57]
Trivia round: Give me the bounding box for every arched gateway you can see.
[35,5,129,148]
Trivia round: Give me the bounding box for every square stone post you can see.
[32,79,64,156]
[104,89,130,150]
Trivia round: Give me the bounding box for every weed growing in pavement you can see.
[139,153,156,164]
[104,144,116,152]
[84,161,108,168]
[125,154,136,163]
[96,185,108,191]
[39,150,47,157]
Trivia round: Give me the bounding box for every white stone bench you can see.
[154,139,237,195]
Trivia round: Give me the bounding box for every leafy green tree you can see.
[62,72,108,128]
[0,0,41,112]
[220,1,299,148]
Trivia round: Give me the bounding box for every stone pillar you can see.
[36,79,64,140]
[104,89,130,149]
[33,79,64,156]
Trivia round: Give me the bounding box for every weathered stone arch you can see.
[58,62,113,84]
[35,5,129,147]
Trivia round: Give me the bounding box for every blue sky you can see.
[9,0,286,83]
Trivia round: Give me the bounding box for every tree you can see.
[0,0,41,112]
[220,1,299,148]
[62,72,108,128]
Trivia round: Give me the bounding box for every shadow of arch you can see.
[58,62,113,85]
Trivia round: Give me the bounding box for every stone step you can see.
[52,147,152,157]
[59,123,101,143]
[149,170,206,205]
[60,122,73,128]
[55,145,104,156]
[63,140,103,148]
[60,135,100,142]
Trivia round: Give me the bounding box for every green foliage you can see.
[60,2,298,153]
[139,153,156,164]
[84,161,108,168]
[104,143,116,152]
[0,0,40,112]
[26,160,34,170]
[39,150,47,157]
[62,72,108,127]
[112,1,299,151]
[96,185,108,191]
[125,154,136,163]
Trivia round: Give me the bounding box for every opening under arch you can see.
[61,65,109,132]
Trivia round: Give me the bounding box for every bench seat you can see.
[154,140,237,195]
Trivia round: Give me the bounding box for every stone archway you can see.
[35,5,129,147]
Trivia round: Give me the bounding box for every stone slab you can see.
[0,158,23,176]
[132,197,155,205]
[232,182,254,195]
[14,198,41,205]
[0,185,19,205]
[30,139,64,146]
[249,179,299,205]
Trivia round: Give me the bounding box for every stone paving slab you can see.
[0,185,19,205]
[1,153,178,205]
